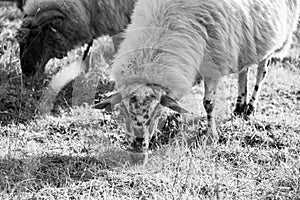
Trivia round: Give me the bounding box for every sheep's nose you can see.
[131,137,147,153]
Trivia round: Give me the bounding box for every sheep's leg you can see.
[82,40,93,61]
[112,34,124,51]
[203,77,220,144]
[245,58,270,116]
[233,68,248,117]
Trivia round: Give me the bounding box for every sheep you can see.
[96,0,300,153]
[16,0,137,76]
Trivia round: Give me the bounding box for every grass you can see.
[1,5,300,200]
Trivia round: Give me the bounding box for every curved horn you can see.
[94,92,122,111]
[160,95,190,113]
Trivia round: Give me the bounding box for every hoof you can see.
[233,103,254,120]
[233,104,246,117]
[199,128,219,146]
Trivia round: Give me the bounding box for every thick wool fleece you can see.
[113,0,300,99]
[23,0,137,46]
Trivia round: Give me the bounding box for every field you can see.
[1,5,300,200]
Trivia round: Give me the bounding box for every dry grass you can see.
[1,5,300,200]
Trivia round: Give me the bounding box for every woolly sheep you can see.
[16,0,136,76]
[97,0,300,153]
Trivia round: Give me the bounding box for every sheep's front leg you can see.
[233,68,248,117]
[112,34,124,51]
[203,77,220,144]
[245,58,270,116]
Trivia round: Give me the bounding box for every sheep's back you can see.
[113,0,300,95]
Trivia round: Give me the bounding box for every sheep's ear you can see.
[94,92,122,111]
[160,95,189,113]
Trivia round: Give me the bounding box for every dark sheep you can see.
[16,0,136,76]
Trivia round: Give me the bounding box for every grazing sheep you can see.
[16,0,137,76]
[97,0,300,153]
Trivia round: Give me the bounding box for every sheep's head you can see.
[17,26,53,76]
[96,84,189,153]
[16,9,91,76]
[16,15,61,76]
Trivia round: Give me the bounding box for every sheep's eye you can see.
[146,95,156,101]
[130,96,138,103]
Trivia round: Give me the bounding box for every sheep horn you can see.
[160,95,190,113]
[93,92,122,111]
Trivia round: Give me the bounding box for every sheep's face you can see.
[17,28,54,76]
[116,86,163,153]
[16,18,69,76]
[97,84,189,153]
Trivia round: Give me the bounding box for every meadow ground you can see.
[0,5,300,200]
